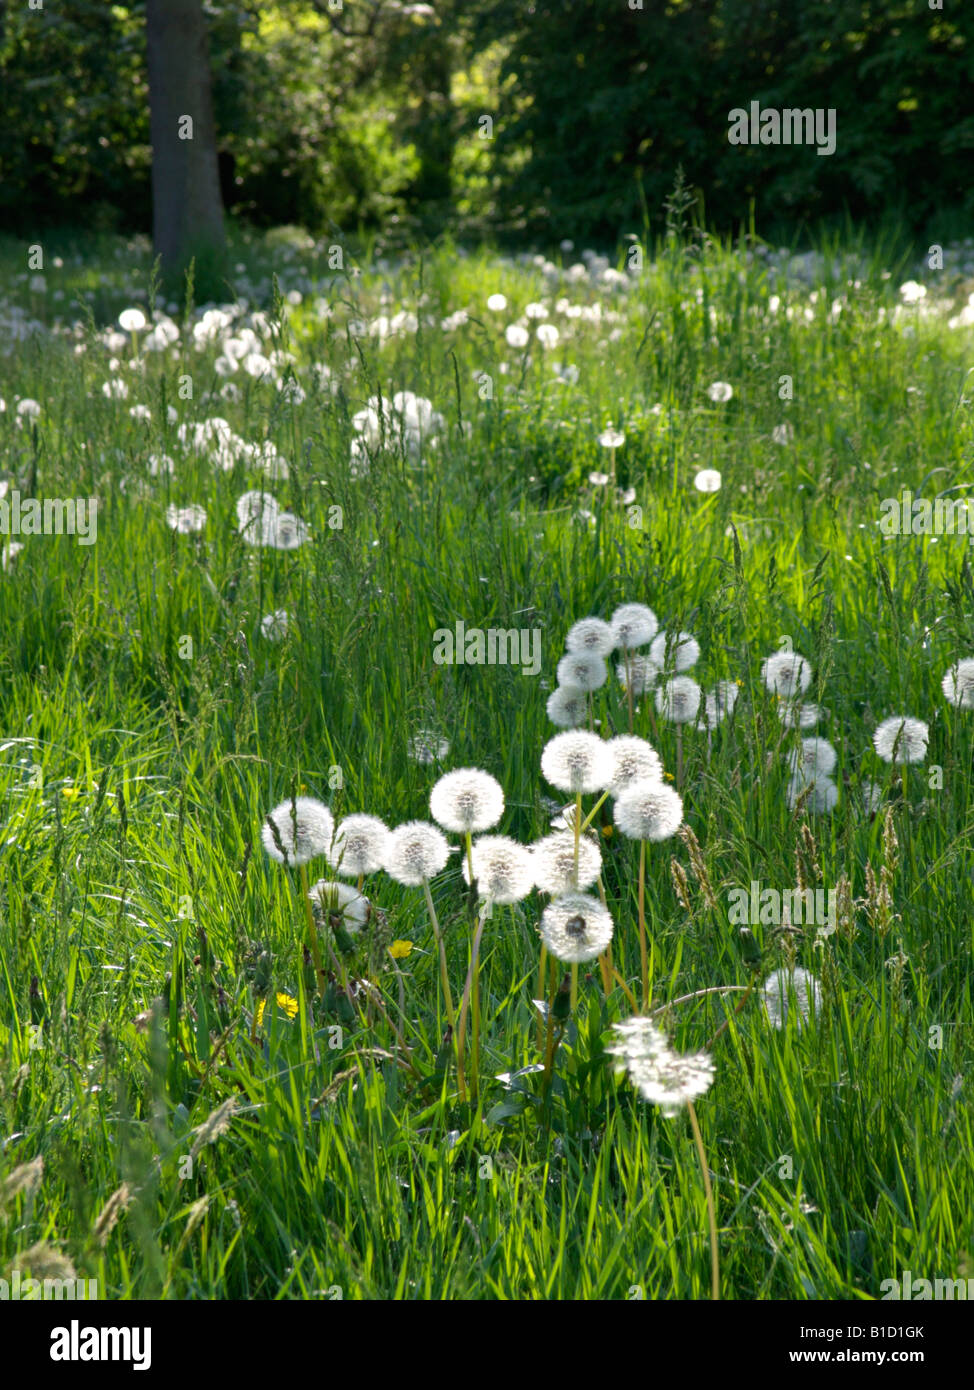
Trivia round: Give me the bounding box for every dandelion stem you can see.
[676,726,684,791]
[611,968,639,1012]
[637,837,649,1010]
[570,961,578,1011]
[687,1100,720,1301]
[421,877,460,1100]
[456,897,491,1104]
[573,791,583,884]
[625,651,635,733]
[536,943,548,1050]
[579,790,610,834]
[298,863,326,1002]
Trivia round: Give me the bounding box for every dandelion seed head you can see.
[787,737,838,780]
[777,700,822,730]
[655,675,702,725]
[540,893,613,963]
[408,729,450,765]
[942,658,974,709]
[541,731,613,793]
[873,715,929,765]
[383,820,450,885]
[616,654,659,695]
[261,796,334,866]
[565,617,616,658]
[462,835,534,903]
[327,814,391,877]
[429,768,505,833]
[761,651,813,699]
[532,831,602,893]
[556,651,608,692]
[546,684,589,729]
[610,602,658,650]
[614,781,684,841]
[629,1049,715,1116]
[605,735,664,796]
[308,878,370,932]
[786,775,839,815]
[698,680,739,730]
[649,630,701,672]
[693,468,722,493]
[707,381,733,403]
[762,967,821,1030]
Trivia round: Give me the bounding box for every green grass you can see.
[1,223,973,1300]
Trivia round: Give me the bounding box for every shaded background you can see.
[1,0,972,246]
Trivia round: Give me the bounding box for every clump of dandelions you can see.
[546,684,588,728]
[761,651,813,700]
[762,967,821,1030]
[873,716,929,765]
[608,1015,718,1297]
[429,768,504,834]
[565,616,616,657]
[327,814,391,880]
[556,651,608,692]
[541,893,614,963]
[261,796,335,1002]
[942,658,974,709]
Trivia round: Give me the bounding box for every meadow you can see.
[1,221,973,1301]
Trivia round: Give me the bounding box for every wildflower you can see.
[256,992,300,1025]
[588,471,609,486]
[693,469,722,493]
[873,716,929,765]
[16,398,41,420]
[328,814,391,877]
[266,511,309,550]
[260,610,290,642]
[462,835,534,903]
[614,781,683,841]
[540,893,614,963]
[430,768,504,834]
[532,831,602,893]
[236,490,278,545]
[650,630,700,672]
[628,1048,715,1116]
[610,602,658,649]
[942,658,974,709]
[776,700,821,730]
[541,731,613,794]
[605,1016,670,1070]
[761,651,813,699]
[556,651,607,692]
[707,381,733,403]
[262,796,334,866]
[486,293,508,311]
[565,617,615,658]
[787,737,838,781]
[762,967,821,1030]
[383,820,450,886]
[536,323,559,347]
[598,426,626,449]
[699,680,739,729]
[786,775,839,814]
[388,939,413,960]
[655,675,702,725]
[505,324,529,348]
[546,684,588,728]
[119,308,146,333]
[605,735,663,796]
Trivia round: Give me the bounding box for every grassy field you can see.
[1,222,973,1301]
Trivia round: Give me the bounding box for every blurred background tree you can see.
[1,0,971,247]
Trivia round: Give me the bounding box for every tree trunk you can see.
[145,0,225,278]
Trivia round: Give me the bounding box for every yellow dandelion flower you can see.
[256,992,299,1026]
[601,824,614,839]
[388,940,413,960]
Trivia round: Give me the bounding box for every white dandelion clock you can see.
[383,821,450,886]
[707,381,733,403]
[565,617,616,657]
[777,700,822,730]
[166,504,207,533]
[261,797,334,867]
[614,781,683,842]
[605,735,663,796]
[540,893,613,964]
[546,684,589,729]
[556,651,608,692]
[761,651,813,699]
[605,1016,670,1072]
[616,654,658,695]
[787,737,838,781]
[628,1048,715,1117]
[430,768,504,834]
[462,836,534,904]
[308,879,370,933]
[598,426,626,449]
[693,469,722,493]
[762,967,821,1030]
[650,630,701,672]
[610,603,658,649]
[655,675,702,725]
[786,775,839,815]
[698,680,739,730]
[541,731,613,794]
[408,729,450,765]
[260,609,290,642]
[873,716,929,765]
[532,831,602,893]
[942,659,974,710]
[327,814,391,878]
